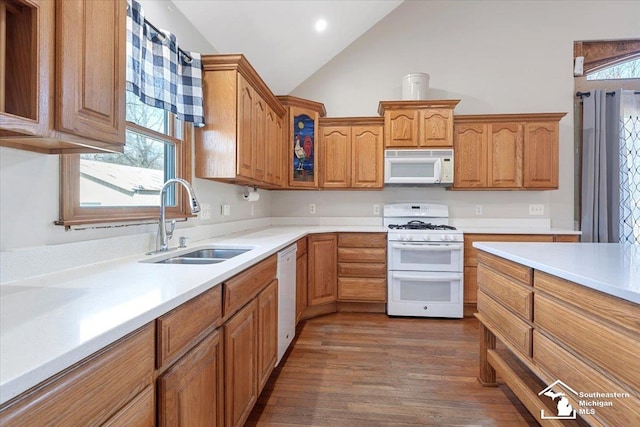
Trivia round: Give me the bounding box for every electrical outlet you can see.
[373,204,380,215]
[221,204,231,216]
[199,203,211,220]
[475,205,483,215]
[250,204,255,216]
[529,204,544,216]
[309,203,316,214]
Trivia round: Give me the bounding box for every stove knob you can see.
[423,235,431,241]
[441,234,449,241]
[407,235,414,241]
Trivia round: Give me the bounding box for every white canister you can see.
[401,73,430,100]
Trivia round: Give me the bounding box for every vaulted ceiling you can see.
[171,0,404,95]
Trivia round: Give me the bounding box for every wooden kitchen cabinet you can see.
[257,279,278,394]
[196,55,286,189]
[158,329,224,427]
[378,100,460,148]
[278,96,327,189]
[295,237,308,324]
[337,233,387,303]
[0,324,155,426]
[1,0,126,154]
[307,233,338,306]
[319,117,384,189]
[463,233,578,306]
[453,113,565,190]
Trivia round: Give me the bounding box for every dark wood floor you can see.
[247,313,539,426]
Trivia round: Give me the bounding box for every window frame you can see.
[57,118,193,227]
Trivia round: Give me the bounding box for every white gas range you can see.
[384,203,464,318]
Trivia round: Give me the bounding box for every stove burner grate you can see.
[388,220,457,231]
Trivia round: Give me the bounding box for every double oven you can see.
[384,204,464,318]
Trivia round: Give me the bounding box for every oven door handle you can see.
[390,243,462,251]
[392,273,462,281]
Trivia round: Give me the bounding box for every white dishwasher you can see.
[276,244,297,365]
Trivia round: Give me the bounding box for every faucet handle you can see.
[179,236,190,248]
[165,219,176,241]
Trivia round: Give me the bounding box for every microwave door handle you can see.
[433,159,442,183]
[390,243,462,251]
[392,273,461,281]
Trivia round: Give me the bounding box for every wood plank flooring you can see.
[247,313,539,426]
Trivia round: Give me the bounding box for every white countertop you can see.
[0,225,383,405]
[473,242,640,304]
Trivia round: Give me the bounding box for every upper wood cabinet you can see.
[319,117,384,189]
[453,113,565,190]
[196,54,286,189]
[277,96,326,189]
[378,100,460,148]
[0,0,126,154]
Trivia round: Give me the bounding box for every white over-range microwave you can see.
[384,149,454,185]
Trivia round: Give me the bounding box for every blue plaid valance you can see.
[126,0,205,127]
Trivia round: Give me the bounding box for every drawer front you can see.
[338,233,386,248]
[535,293,640,391]
[296,237,307,255]
[534,271,640,333]
[157,285,222,367]
[224,255,277,317]
[338,247,386,263]
[338,277,387,302]
[477,290,532,357]
[533,331,640,427]
[338,262,386,278]
[477,251,532,285]
[0,324,154,426]
[477,264,532,320]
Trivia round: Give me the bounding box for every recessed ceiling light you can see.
[315,18,327,33]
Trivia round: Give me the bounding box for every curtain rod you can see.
[576,91,640,98]
[142,18,193,63]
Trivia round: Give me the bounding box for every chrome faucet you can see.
[154,178,200,253]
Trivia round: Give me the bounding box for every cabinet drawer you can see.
[477,290,532,357]
[338,247,386,263]
[338,233,386,248]
[534,293,640,391]
[465,234,553,266]
[0,324,154,426]
[296,237,307,255]
[157,285,222,368]
[103,385,155,427]
[338,262,386,278]
[338,277,387,302]
[533,331,640,427]
[477,251,532,286]
[534,271,640,333]
[477,263,532,320]
[224,255,277,317]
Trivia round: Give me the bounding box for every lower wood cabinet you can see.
[158,329,224,427]
[295,237,308,324]
[337,233,386,303]
[257,279,278,393]
[307,233,338,306]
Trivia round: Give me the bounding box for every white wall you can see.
[277,0,640,227]
[0,0,270,251]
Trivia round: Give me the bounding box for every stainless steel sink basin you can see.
[178,248,251,259]
[142,245,254,265]
[155,257,225,265]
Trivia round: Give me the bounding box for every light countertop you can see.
[0,225,383,405]
[473,242,640,304]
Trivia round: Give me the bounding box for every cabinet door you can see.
[158,330,224,427]
[253,96,267,182]
[264,107,278,185]
[320,125,351,188]
[352,124,383,188]
[224,299,258,427]
[274,114,285,187]
[385,109,418,147]
[419,109,453,147]
[453,124,488,188]
[237,75,254,179]
[257,279,278,394]
[488,123,522,188]
[288,106,319,188]
[523,122,559,188]
[55,0,125,145]
[296,251,308,324]
[307,234,338,306]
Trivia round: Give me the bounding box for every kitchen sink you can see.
[142,245,254,265]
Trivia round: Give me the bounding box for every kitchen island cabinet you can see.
[475,242,640,427]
